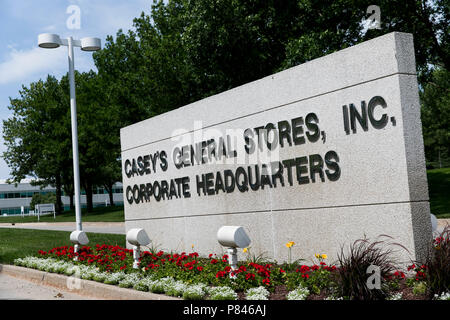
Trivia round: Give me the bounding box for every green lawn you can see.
[0,205,124,224]
[0,228,125,264]
[427,167,450,218]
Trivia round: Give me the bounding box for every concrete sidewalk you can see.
[0,269,95,300]
[0,222,125,234]
[0,264,179,300]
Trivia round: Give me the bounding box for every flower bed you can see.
[13,228,450,300]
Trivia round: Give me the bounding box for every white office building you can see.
[0,179,123,216]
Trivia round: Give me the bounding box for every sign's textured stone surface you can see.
[120,32,431,263]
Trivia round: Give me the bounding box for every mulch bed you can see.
[391,281,428,300]
[269,285,290,300]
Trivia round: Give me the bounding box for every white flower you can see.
[286,284,310,300]
[208,286,237,300]
[165,280,188,297]
[183,283,207,300]
[134,277,154,291]
[434,292,450,300]
[245,286,270,300]
[142,277,176,294]
[119,273,143,288]
[104,272,126,285]
[387,292,403,300]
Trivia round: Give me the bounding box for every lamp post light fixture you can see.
[217,226,251,278]
[70,230,89,261]
[126,228,151,269]
[38,33,101,256]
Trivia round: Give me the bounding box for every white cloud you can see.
[0,45,96,85]
[0,47,65,85]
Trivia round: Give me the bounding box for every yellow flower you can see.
[243,247,248,253]
[321,254,327,259]
[315,253,320,259]
[286,241,295,248]
[191,244,194,249]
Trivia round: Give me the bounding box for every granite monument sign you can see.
[121,32,431,262]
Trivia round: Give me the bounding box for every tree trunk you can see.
[64,185,74,210]
[69,193,74,211]
[105,183,115,206]
[55,174,63,214]
[86,181,94,212]
[420,1,449,71]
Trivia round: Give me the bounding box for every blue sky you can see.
[0,0,150,179]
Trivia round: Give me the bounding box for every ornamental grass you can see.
[414,225,450,298]
[335,235,407,300]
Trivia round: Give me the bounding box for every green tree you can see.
[3,71,122,214]
[2,75,72,214]
[60,71,122,211]
[420,67,450,167]
[93,0,308,122]
[281,0,449,85]
[360,0,449,84]
[96,0,448,118]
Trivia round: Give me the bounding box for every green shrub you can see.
[413,281,427,295]
[30,192,56,210]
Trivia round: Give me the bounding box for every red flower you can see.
[245,273,256,280]
[156,251,164,257]
[238,266,247,272]
[197,266,203,272]
[262,278,270,286]
[297,265,310,273]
